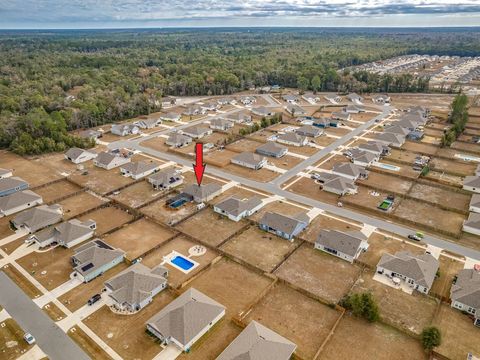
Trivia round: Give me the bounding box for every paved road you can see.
[0,272,90,360]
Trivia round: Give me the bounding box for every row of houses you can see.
[314,162,369,196]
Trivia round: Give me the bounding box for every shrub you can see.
[421,326,441,350]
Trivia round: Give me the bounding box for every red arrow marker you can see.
[193,142,206,186]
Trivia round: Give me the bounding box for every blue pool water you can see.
[169,198,188,209]
[171,256,195,270]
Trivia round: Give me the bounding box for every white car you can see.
[23,333,35,345]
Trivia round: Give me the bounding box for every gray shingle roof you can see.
[167,133,192,145]
[65,147,96,161]
[316,230,366,257]
[469,194,480,209]
[182,183,222,201]
[147,288,225,347]
[12,204,63,233]
[450,269,480,310]
[0,177,29,193]
[255,142,287,157]
[464,212,480,231]
[216,321,296,360]
[72,240,125,277]
[215,196,262,217]
[148,168,182,186]
[34,218,95,245]
[0,168,12,177]
[182,125,211,137]
[332,162,367,178]
[295,125,322,137]
[277,133,307,145]
[232,152,266,167]
[378,251,439,289]
[121,161,159,176]
[0,190,42,213]
[384,124,410,136]
[259,212,308,235]
[464,176,480,188]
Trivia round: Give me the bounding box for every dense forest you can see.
[1,28,480,154]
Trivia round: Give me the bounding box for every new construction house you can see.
[148,168,184,191]
[315,230,369,263]
[120,161,160,180]
[0,177,29,197]
[255,142,288,158]
[0,190,43,217]
[259,212,309,241]
[32,218,96,248]
[214,196,263,222]
[11,204,63,234]
[231,152,267,170]
[64,147,97,164]
[94,152,131,170]
[450,268,480,327]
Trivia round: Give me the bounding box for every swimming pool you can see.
[169,198,188,209]
[372,162,400,171]
[454,154,480,162]
[171,256,195,271]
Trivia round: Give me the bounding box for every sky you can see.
[1,0,480,29]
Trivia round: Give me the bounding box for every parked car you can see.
[23,333,35,345]
[87,294,102,306]
[408,234,422,242]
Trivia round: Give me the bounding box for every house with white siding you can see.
[450,268,480,327]
[120,161,160,180]
[32,218,96,248]
[11,204,63,234]
[315,230,369,263]
[0,168,13,179]
[214,196,263,222]
[259,212,309,241]
[231,152,267,170]
[463,176,480,194]
[94,152,131,170]
[0,190,43,217]
[64,148,97,164]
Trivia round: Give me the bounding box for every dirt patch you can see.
[84,291,176,360]
[430,157,477,176]
[35,180,83,203]
[275,244,362,303]
[452,141,480,154]
[59,192,106,219]
[17,247,75,291]
[221,227,298,272]
[433,304,480,360]
[321,315,426,360]
[175,208,247,247]
[408,182,470,212]
[103,219,176,261]
[2,237,27,255]
[140,235,218,288]
[78,207,134,236]
[1,264,42,298]
[359,172,413,195]
[182,257,273,319]
[68,163,134,195]
[244,284,340,360]
[344,186,401,212]
[42,302,66,321]
[222,164,279,183]
[0,318,33,360]
[284,176,340,206]
[226,138,263,153]
[388,149,419,165]
[68,326,113,360]
[204,149,238,167]
[317,154,348,170]
[351,270,437,335]
[110,181,166,209]
[140,195,198,226]
[430,255,465,299]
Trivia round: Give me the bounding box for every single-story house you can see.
[214,196,263,222]
[463,212,480,236]
[372,94,390,105]
[477,164,480,177]
[351,151,378,167]
[252,106,274,117]
[217,97,234,106]
[395,118,421,132]
[120,161,160,180]
[72,239,125,283]
[105,263,168,312]
[324,94,342,104]
[469,194,480,213]
[182,183,222,203]
[407,130,424,141]
[217,320,297,360]
[94,152,131,170]
[148,168,184,191]
[225,112,252,124]
[384,124,410,137]
[64,148,97,164]
[146,288,225,352]
[259,211,309,241]
[201,102,220,111]
[450,268,480,327]
[302,93,320,104]
[282,94,299,104]
[344,105,365,114]
[160,112,182,122]
[286,104,307,116]
[463,176,480,194]
[231,152,267,170]
[111,124,140,137]
[331,162,369,181]
[0,190,43,218]
[295,125,323,138]
[0,177,29,197]
[347,93,363,104]
[182,125,212,139]
[79,129,103,140]
[166,133,192,148]
[255,142,288,158]
[135,118,162,129]
[315,229,369,263]
[0,168,13,180]
[358,141,390,157]
[210,118,234,131]
[316,173,358,195]
[313,117,333,128]
[183,106,206,116]
[240,96,256,106]
[161,96,177,108]
[11,204,63,234]
[32,218,96,248]
[376,251,439,294]
[374,132,406,148]
[277,133,308,147]
[331,111,350,121]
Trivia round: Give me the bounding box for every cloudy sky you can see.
[1,0,480,29]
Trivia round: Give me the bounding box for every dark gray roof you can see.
[120,161,159,176]
[232,152,266,167]
[464,176,480,188]
[65,147,96,161]
[316,230,366,257]
[215,196,262,217]
[148,168,182,185]
[378,251,439,288]
[216,321,296,360]
[260,212,308,235]
[147,288,225,347]
[13,204,63,233]
[0,177,29,193]
[450,269,480,310]
[256,142,287,157]
[73,240,125,277]
[332,162,368,178]
[0,190,42,213]
[183,183,222,201]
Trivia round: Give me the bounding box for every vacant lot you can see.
[425,170,464,188]
[175,208,247,247]
[140,136,171,154]
[35,180,82,203]
[244,284,340,359]
[226,138,263,153]
[433,304,480,360]
[141,235,218,288]
[141,196,198,226]
[78,206,134,236]
[183,258,273,319]
[402,141,439,156]
[394,199,465,235]
[430,255,465,299]
[42,302,66,321]
[2,264,42,298]
[408,182,470,212]
[84,290,176,360]
[268,154,304,170]
[103,219,176,261]
[210,185,268,206]
[275,244,362,303]
[17,247,74,291]
[358,232,426,268]
[223,163,278,182]
[68,163,134,195]
[59,263,128,312]
[204,149,238,167]
[344,186,400,212]
[68,326,113,360]
[110,181,165,209]
[321,315,426,360]
[351,270,437,335]
[388,149,418,165]
[285,176,340,205]
[431,157,476,176]
[314,135,337,147]
[221,227,298,272]
[0,217,14,239]
[0,318,32,360]
[59,192,106,219]
[302,214,363,244]
[317,154,348,170]
[360,172,413,195]
[452,141,480,154]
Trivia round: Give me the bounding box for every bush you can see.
[341,292,380,322]
[421,326,441,350]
